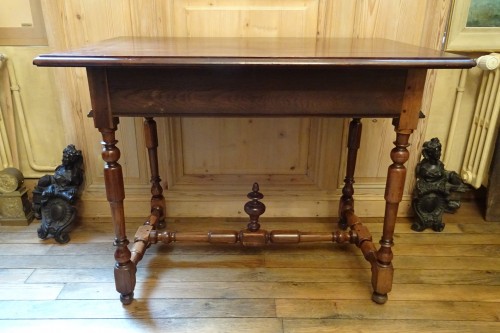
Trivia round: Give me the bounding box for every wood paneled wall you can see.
[39,0,452,218]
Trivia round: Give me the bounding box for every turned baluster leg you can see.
[371,130,410,304]
[144,117,166,228]
[339,118,362,229]
[100,124,136,305]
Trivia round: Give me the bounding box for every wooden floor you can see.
[0,201,499,332]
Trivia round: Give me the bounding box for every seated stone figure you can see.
[33,144,83,243]
[412,138,469,232]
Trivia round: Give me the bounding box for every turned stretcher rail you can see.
[129,211,372,266]
[344,209,377,264]
[152,228,358,245]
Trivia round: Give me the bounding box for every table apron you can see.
[95,67,409,118]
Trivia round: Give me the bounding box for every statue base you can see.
[36,195,77,244]
[0,187,34,226]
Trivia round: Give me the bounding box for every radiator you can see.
[461,54,500,188]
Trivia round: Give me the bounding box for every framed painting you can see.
[446,0,500,51]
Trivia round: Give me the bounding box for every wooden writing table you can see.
[34,37,475,305]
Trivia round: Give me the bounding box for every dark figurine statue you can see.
[412,138,469,232]
[33,144,84,243]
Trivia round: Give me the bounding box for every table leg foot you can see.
[371,292,388,304]
[371,259,393,305]
[114,259,137,303]
[120,292,134,305]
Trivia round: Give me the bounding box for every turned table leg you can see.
[371,129,411,304]
[144,117,166,228]
[100,124,136,305]
[339,118,362,229]
[370,69,426,304]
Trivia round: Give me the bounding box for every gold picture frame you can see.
[0,0,47,46]
[446,0,500,52]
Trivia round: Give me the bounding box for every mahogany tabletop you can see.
[33,37,476,68]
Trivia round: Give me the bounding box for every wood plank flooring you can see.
[0,201,499,332]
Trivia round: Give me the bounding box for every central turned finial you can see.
[244,183,266,232]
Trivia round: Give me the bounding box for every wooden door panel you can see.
[167,117,342,190]
[181,118,310,175]
[172,0,320,37]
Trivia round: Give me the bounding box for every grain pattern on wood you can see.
[33,37,474,68]
[283,319,500,333]
[0,318,283,333]
[275,299,500,321]
[0,284,64,301]
[0,269,34,283]
[0,299,276,319]
[25,267,500,286]
[56,281,500,302]
[106,67,408,117]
